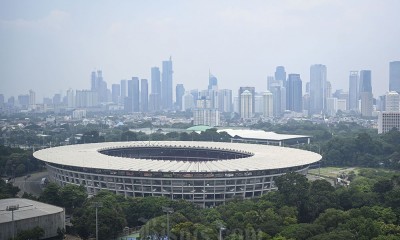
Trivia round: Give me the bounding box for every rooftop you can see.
[0,198,64,223]
[218,129,311,141]
[33,141,321,173]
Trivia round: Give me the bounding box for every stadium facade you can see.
[33,141,321,207]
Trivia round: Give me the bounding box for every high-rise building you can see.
[286,74,302,112]
[150,67,161,112]
[262,91,273,118]
[29,89,36,110]
[238,87,255,115]
[326,98,338,116]
[126,78,140,112]
[183,92,195,111]
[218,89,232,113]
[349,71,359,111]
[193,97,220,127]
[270,85,283,117]
[359,70,373,117]
[132,77,140,112]
[359,70,372,93]
[66,89,75,109]
[190,89,199,104]
[141,79,148,112]
[310,64,327,115]
[378,112,400,134]
[255,95,263,114]
[267,76,276,91]
[240,90,253,119]
[91,71,97,91]
[389,61,400,93]
[7,96,15,108]
[275,66,286,86]
[111,84,120,104]
[161,57,173,110]
[303,94,310,113]
[175,84,185,111]
[75,90,98,108]
[377,95,386,112]
[386,91,400,112]
[208,72,218,90]
[90,70,107,103]
[120,80,127,105]
[53,94,61,106]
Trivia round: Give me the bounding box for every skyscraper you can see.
[29,89,36,110]
[175,84,185,111]
[151,67,161,94]
[238,87,255,115]
[349,71,359,111]
[66,89,74,109]
[275,66,286,86]
[162,57,173,110]
[120,80,127,105]
[218,89,232,113]
[132,77,140,112]
[208,72,218,90]
[240,90,253,119]
[286,74,302,112]
[90,70,107,103]
[149,67,161,112]
[183,92,195,111]
[359,70,373,117]
[141,79,148,112]
[126,78,140,112]
[262,91,273,118]
[359,70,372,93]
[310,64,327,115]
[111,84,120,104]
[389,61,400,93]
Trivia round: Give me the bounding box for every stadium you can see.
[33,141,321,207]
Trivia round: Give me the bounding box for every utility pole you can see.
[219,225,226,240]
[162,206,174,239]
[92,202,103,240]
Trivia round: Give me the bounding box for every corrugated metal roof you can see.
[0,198,64,224]
[33,142,321,173]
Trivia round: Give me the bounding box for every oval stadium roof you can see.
[33,141,321,173]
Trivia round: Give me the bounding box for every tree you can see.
[280,223,325,240]
[59,184,87,213]
[274,172,310,207]
[39,183,62,206]
[314,209,350,232]
[0,179,20,199]
[15,226,44,240]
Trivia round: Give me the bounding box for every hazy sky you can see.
[1,0,399,100]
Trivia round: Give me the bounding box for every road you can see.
[13,171,49,197]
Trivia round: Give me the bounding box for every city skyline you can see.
[1,1,400,100]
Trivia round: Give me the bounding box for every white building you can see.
[360,92,373,117]
[378,112,400,134]
[262,91,273,118]
[255,95,263,114]
[218,89,232,113]
[72,109,87,119]
[386,91,400,112]
[240,90,253,119]
[193,98,220,127]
